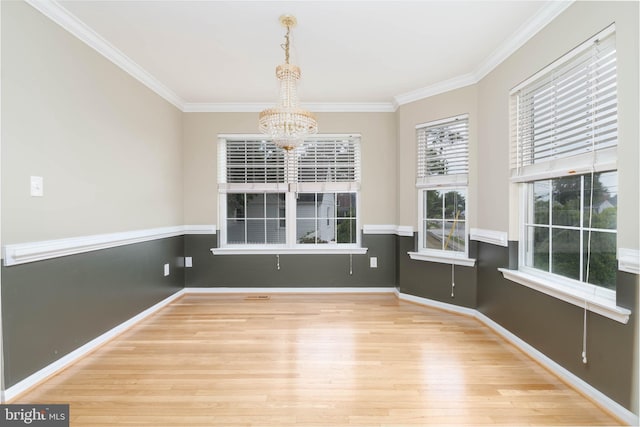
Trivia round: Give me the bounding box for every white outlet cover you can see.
[164,263,170,276]
[30,176,44,197]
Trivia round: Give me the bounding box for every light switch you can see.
[370,257,378,268]
[164,263,170,276]
[30,176,43,197]
[185,257,193,268]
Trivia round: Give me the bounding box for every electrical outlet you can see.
[370,257,378,268]
[164,263,170,276]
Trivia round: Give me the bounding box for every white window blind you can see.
[224,139,285,183]
[510,25,617,182]
[297,138,360,183]
[219,136,360,193]
[416,114,469,187]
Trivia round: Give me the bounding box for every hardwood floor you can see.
[14,293,622,426]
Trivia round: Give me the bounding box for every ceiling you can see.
[38,0,572,111]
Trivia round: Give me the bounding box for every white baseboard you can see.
[395,289,476,317]
[185,287,397,294]
[395,290,639,426]
[3,289,186,402]
[474,311,638,426]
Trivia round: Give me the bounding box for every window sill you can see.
[211,247,368,256]
[408,251,476,267]
[498,268,630,324]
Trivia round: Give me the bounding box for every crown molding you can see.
[473,0,574,82]
[183,102,396,113]
[28,0,573,112]
[24,0,185,110]
[393,73,476,107]
[393,0,574,107]
[304,103,396,113]
[183,103,270,113]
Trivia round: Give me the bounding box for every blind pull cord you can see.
[582,300,588,364]
[349,254,353,276]
[582,171,595,365]
[451,263,455,298]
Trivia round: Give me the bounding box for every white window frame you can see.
[409,114,475,267]
[503,24,630,323]
[214,134,366,255]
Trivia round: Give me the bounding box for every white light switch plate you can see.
[164,263,170,276]
[185,257,193,268]
[370,257,378,268]
[30,176,44,197]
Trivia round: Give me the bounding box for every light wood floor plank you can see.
[13,294,622,426]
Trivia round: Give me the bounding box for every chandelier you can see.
[258,15,318,151]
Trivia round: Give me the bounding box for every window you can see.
[412,115,471,264]
[524,172,617,289]
[218,135,361,251]
[423,188,467,253]
[510,25,618,297]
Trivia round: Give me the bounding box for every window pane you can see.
[316,193,335,218]
[337,193,356,218]
[227,194,245,219]
[583,171,617,230]
[552,175,581,227]
[551,228,580,281]
[425,190,443,219]
[443,220,465,252]
[526,226,549,271]
[297,219,316,244]
[317,217,334,244]
[245,194,265,218]
[425,220,444,250]
[532,181,550,225]
[246,219,265,244]
[296,193,316,218]
[583,231,616,289]
[266,220,286,244]
[226,220,245,244]
[337,219,356,243]
[265,193,285,218]
[444,190,466,220]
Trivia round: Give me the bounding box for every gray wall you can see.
[1,237,184,388]
[397,235,477,308]
[476,240,637,410]
[185,234,396,288]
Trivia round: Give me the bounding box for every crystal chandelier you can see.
[259,15,318,151]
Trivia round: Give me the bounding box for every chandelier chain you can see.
[281,24,291,65]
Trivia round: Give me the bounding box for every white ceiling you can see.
[40,0,572,110]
